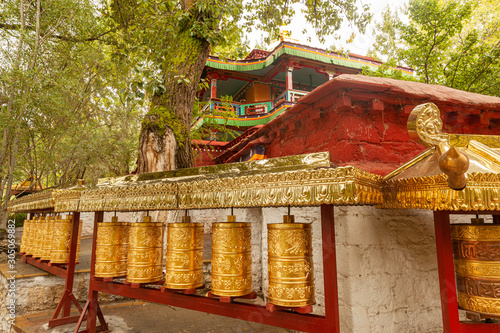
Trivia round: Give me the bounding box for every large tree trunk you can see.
[137,33,210,174]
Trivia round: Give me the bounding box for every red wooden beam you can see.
[23,256,68,279]
[92,280,328,332]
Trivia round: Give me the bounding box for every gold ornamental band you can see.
[164,222,204,290]
[211,221,252,297]
[451,224,500,241]
[95,221,130,278]
[458,292,500,316]
[454,259,500,279]
[127,219,164,284]
[267,219,315,307]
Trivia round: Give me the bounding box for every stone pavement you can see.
[12,300,292,333]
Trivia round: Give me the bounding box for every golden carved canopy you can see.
[8,152,382,213]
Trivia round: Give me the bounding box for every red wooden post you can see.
[321,204,340,333]
[87,211,104,332]
[433,210,460,333]
[48,211,85,327]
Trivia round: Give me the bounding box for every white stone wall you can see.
[75,205,451,332]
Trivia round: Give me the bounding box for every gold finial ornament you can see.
[164,216,204,290]
[95,217,130,278]
[407,102,447,147]
[126,216,164,284]
[438,144,470,190]
[211,215,252,297]
[452,223,500,316]
[267,216,315,307]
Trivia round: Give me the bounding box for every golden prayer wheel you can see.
[267,215,315,307]
[41,216,55,260]
[126,216,164,284]
[24,216,38,255]
[211,215,252,297]
[164,216,204,289]
[95,218,130,278]
[20,218,31,254]
[452,222,500,316]
[50,215,79,264]
[32,216,47,258]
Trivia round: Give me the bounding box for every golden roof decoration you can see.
[8,152,383,213]
[7,189,55,213]
[383,102,500,211]
[78,152,382,212]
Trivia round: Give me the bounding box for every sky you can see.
[248,0,408,57]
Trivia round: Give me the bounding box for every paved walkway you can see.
[13,300,291,333]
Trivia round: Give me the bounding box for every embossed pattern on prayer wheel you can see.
[164,217,204,289]
[126,217,164,283]
[95,218,130,278]
[211,216,252,297]
[267,215,315,307]
[41,216,55,260]
[24,216,38,255]
[50,215,73,264]
[452,223,500,316]
[20,218,31,254]
[33,216,47,258]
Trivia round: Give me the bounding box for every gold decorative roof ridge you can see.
[8,153,382,213]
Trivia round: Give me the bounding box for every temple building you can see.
[192,36,413,163]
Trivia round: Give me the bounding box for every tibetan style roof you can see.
[382,103,500,211]
[206,41,413,75]
[7,152,382,213]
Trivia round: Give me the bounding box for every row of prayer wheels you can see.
[20,215,82,264]
[95,214,315,307]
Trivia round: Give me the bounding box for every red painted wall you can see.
[264,103,500,176]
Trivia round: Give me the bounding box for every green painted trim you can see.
[202,105,291,127]
[207,44,413,76]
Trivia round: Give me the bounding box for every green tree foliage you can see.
[0,0,144,228]
[107,0,373,172]
[366,0,500,96]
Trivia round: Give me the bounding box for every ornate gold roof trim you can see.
[7,190,55,213]
[382,172,500,211]
[9,153,382,213]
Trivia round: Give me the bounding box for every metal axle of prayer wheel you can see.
[95,217,130,278]
[164,215,204,290]
[211,214,252,297]
[20,217,32,254]
[267,214,315,307]
[452,217,500,317]
[126,216,164,284]
[41,216,55,261]
[32,215,47,259]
